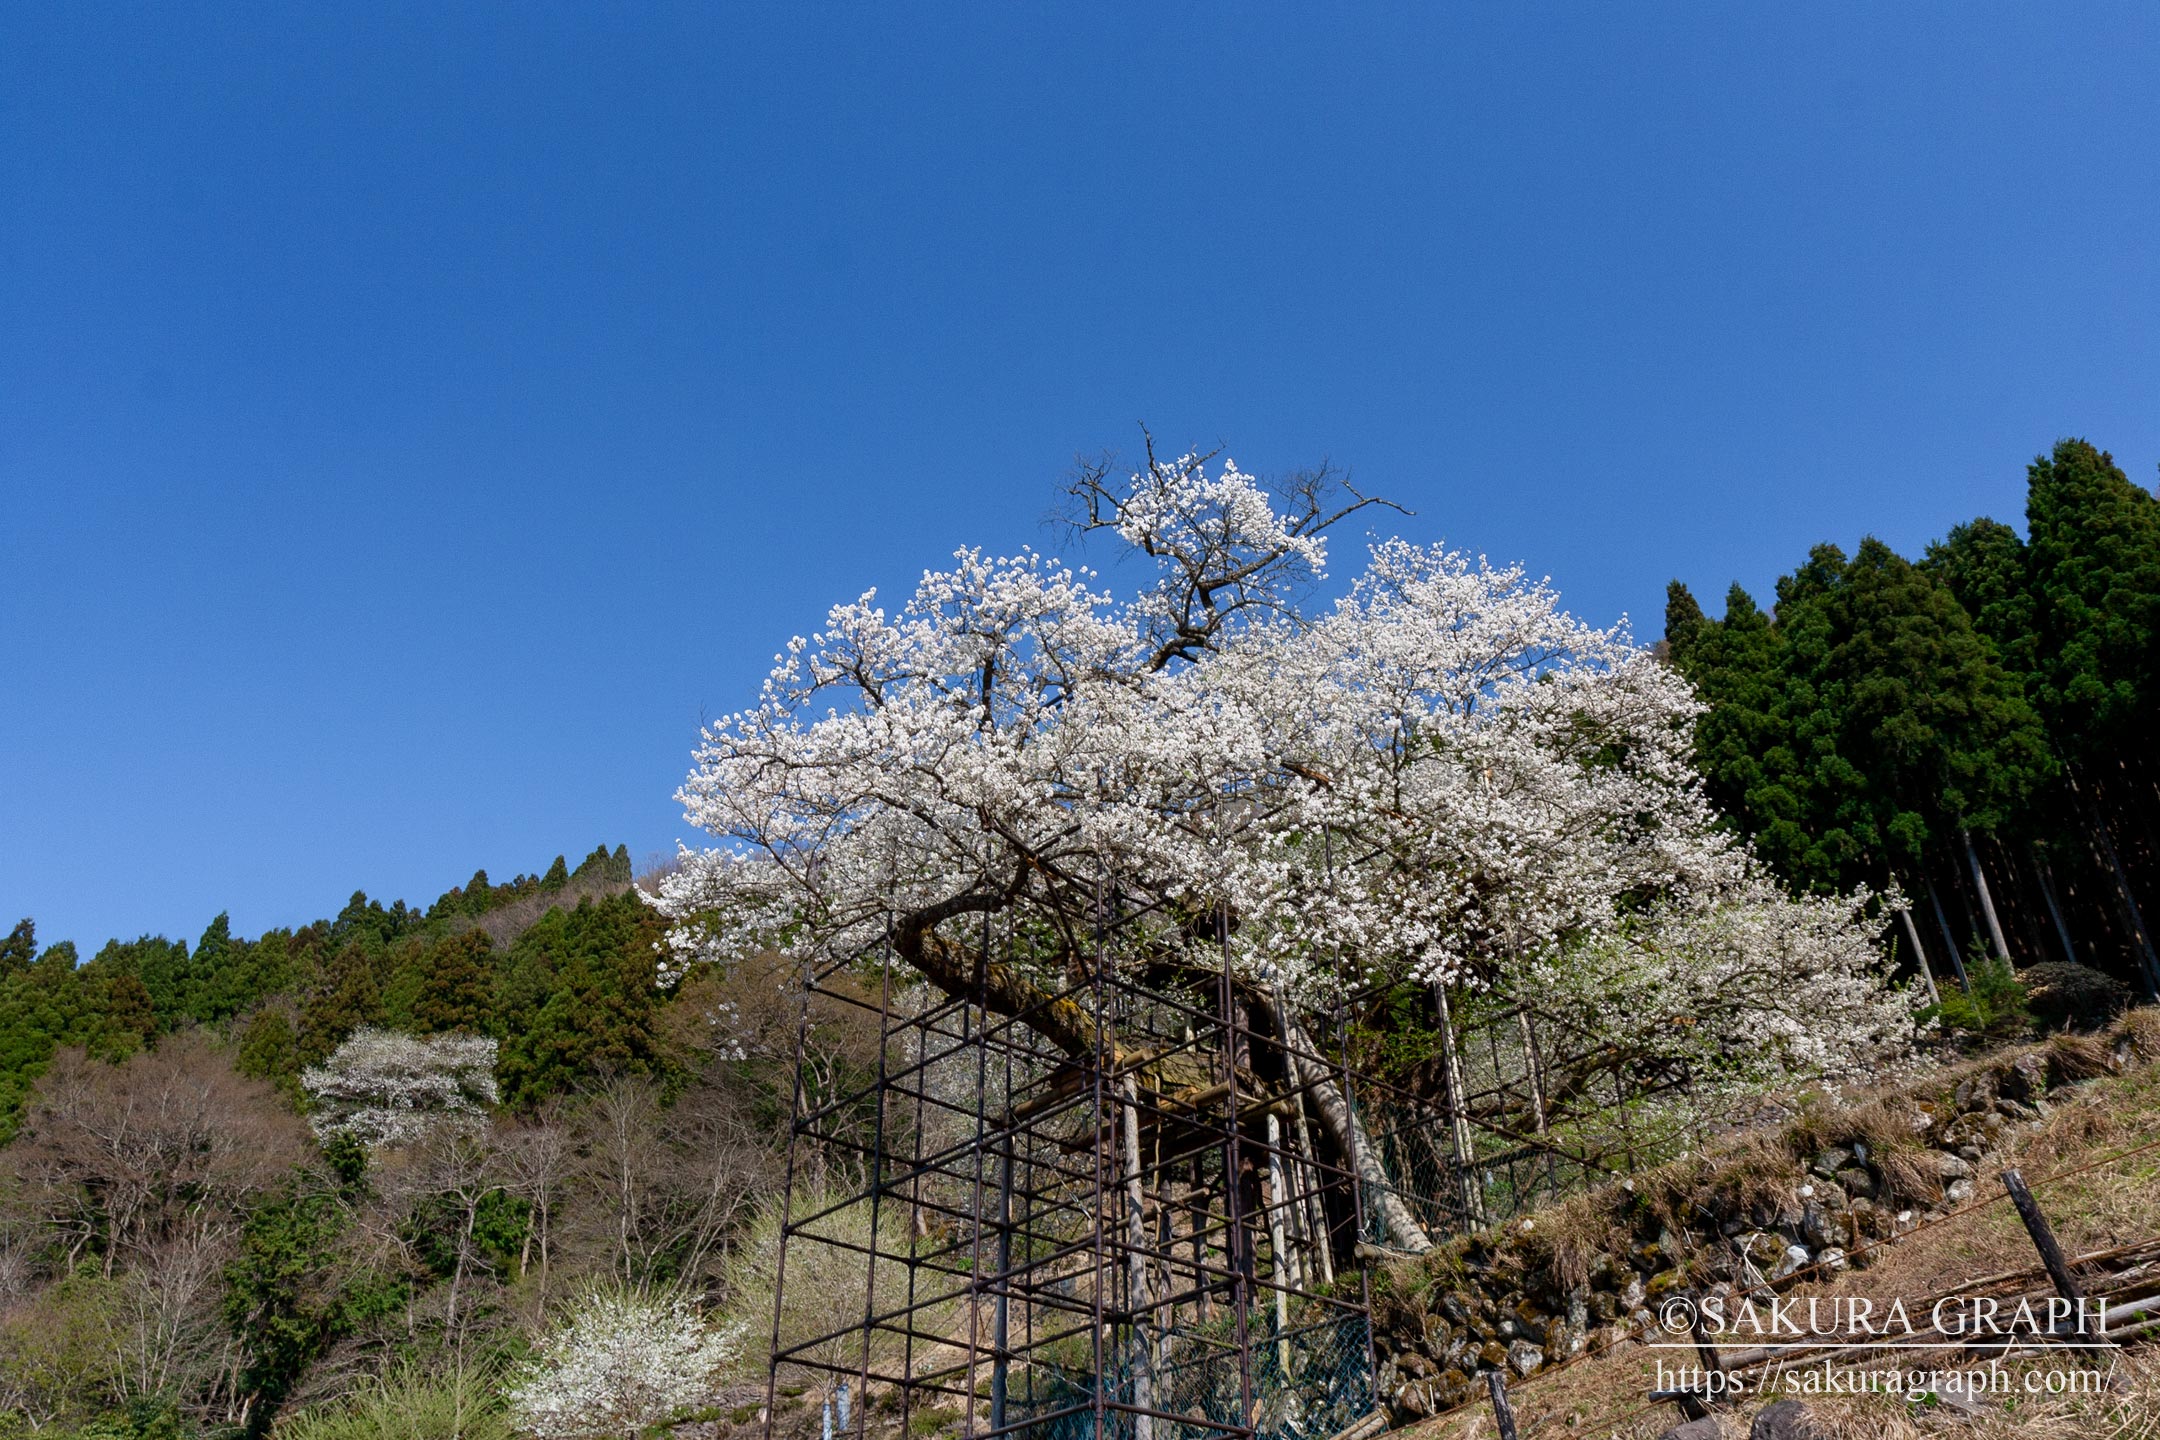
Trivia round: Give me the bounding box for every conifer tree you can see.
[1925,517,2037,677]
[2025,441,2160,749]
[410,930,496,1036]
[0,920,34,977]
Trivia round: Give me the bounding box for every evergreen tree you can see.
[496,892,672,1106]
[298,943,383,1062]
[0,919,34,977]
[409,930,496,1036]
[1925,517,2038,678]
[2023,438,2160,761]
[1667,540,2051,893]
[92,933,196,1032]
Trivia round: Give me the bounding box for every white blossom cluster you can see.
[506,1286,743,1439]
[299,1027,499,1147]
[654,451,1913,1080]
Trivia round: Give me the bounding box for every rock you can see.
[1919,1384,1987,1416]
[1816,1247,1848,1273]
[1505,1339,1544,1376]
[1589,1290,1619,1322]
[2001,1052,2049,1103]
[1647,1268,1689,1301]
[1477,1341,1507,1370]
[1771,1244,1811,1281]
[1997,1096,2041,1122]
[1435,1368,1471,1408]
[1945,1178,1975,1205]
[1801,1204,1848,1250]
[1848,1198,1892,1239]
[1657,1420,1724,1440]
[1620,1273,1646,1310]
[1737,1231,1786,1269]
[1439,1293,1472,1325]
[1835,1166,1877,1199]
[1750,1398,1825,1438]
[1390,1381,1429,1420]
[1935,1151,1973,1180]
[1810,1147,1852,1179]
[1955,1074,1997,1112]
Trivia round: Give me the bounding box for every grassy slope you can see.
[1391,1024,2160,1439]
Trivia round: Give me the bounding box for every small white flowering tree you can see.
[654,445,1915,1248]
[507,1286,743,1439]
[301,1027,499,1147]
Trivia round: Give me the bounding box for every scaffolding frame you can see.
[760,896,1718,1440]
[762,901,1378,1440]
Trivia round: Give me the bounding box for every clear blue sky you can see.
[6,5,2157,952]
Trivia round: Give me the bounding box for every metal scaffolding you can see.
[759,905,1710,1440]
[761,905,1378,1440]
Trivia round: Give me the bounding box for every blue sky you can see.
[5,5,2158,951]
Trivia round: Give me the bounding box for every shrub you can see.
[1922,956,2031,1042]
[505,1286,741,1440]
[275,1364,509,1440]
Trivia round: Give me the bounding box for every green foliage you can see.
[1921,955,2032,1042]
[496,892,676,1106]
[1668,538,2051,893]
[1345,983,1451,1087]
[382,931,497,1038]
[272,1364,510,1440]
[236,1003,305,1090]
[226,1182,356,1429]
[1,918,35,977]
[26,1398,192,1440]
[1924,515,2037,676]
[0,940,159,1141]
[2022,438,2160,760]
[423,844,626,924]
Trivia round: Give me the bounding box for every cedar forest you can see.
[2,438,2157,1438]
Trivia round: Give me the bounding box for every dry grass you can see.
[1392,1019,2160,1439]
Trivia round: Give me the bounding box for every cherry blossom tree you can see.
[506,1285,742,1439]
[300,1027,498,1148]
[654,445,1914,1248]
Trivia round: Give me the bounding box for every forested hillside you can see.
[1665,438,2160,1009]
[0,846,655,1142]
[0,843,870,1436]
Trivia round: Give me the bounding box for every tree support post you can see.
[1485,1370,1520,1440]
[2002,1168,2099,1355]
[1432,983,1486,1228]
